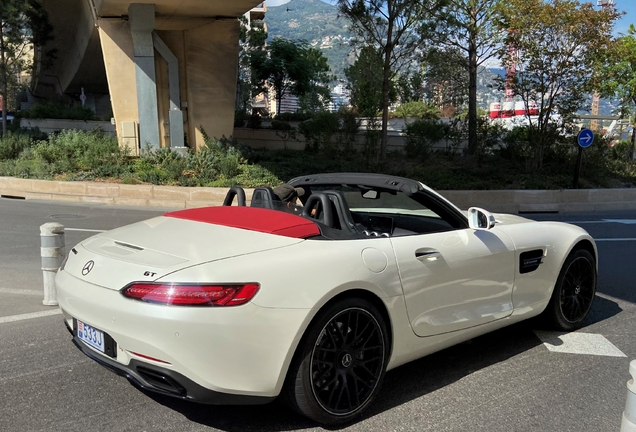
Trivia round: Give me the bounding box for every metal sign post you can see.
[573,129,594,189]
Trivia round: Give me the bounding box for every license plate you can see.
[77,320,105,353]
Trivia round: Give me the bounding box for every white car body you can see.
[56,173,597,423]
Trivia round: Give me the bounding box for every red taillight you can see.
[121,283,260,306]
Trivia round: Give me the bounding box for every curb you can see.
[1,177,635,213]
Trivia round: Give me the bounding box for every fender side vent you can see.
[520,249,544,274]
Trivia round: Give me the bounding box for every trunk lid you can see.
[62,216,305,290]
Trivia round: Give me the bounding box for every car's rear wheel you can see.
[543,248,597,331]
[284,297,389,425]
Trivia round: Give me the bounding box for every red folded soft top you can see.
[164,206,321,239]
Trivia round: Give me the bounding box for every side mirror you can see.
[468,207,496,230]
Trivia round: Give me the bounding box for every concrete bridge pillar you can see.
[96,6,242,153]
[129,3,160,151]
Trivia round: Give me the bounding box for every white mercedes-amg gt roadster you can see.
[56,173,597,425]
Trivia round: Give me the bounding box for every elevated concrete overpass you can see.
[36,0,264,153]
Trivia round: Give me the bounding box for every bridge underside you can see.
[37,0,263,153]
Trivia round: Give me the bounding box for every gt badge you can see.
[82,260,95,276]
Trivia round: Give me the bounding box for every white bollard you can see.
[40,222,65,306]
[621,360,636,432]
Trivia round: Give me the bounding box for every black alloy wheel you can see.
[310,307,385,415]
[284,298,389,425]
[559,255,596,324]
[543,248,597,331]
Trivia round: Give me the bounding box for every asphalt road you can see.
[1,198,635,432]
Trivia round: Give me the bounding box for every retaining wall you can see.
[1,177,635,213]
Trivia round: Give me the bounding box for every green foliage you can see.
[345,46,386,117]
[2,123,636,191]
[497,0,620,170]
[276,112,314,122]
[610,140,632,161]
[25,101,98,120]
[404,119,447,160]
[338,0,443,157]
[395,71,426,104]
[430,0,505,155]
[421,47,469,109]
[250,38,333,115]
[270,119,294,131]
[298,110,359,153]
[0,131,37,160]
[0,0,54,135]
[393,101,440,120]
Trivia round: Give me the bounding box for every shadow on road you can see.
[141,294,620,431]
[145,321,545,431]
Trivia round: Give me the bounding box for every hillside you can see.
[265,0,353,80]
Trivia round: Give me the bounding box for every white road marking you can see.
[562,220,636,225]
[0,288,42,296]
[594,238,636,242]
[534,331,626,357]
[0,309,62,324]
[65,228,106,233]
[603,219,636,225]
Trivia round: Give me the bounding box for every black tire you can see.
[542,248,597,331]
[283,297,390,425]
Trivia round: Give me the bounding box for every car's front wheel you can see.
[284,297,390,425]
[543,248,597,331]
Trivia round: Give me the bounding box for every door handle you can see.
[415,249,441,260]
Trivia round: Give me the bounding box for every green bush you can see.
[0,132,38,160]
[393,101,440,120]
[404,119,447,160]
[276,112,313,122]
[24,101,97,121]
[298,110,359,153]
[611,139,632,161]
[270,119,294,131]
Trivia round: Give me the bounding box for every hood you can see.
[62,208,316,290]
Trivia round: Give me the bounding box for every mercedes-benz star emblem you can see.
[341,353,353,368]
[82,260,95,276]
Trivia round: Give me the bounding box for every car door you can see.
[391,226,516,337]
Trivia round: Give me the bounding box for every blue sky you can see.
[612,1,636,35]
[267,0,635,36]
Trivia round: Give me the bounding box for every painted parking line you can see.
[534,331,626,357]
[0,288,42,296]
[0,309,62,324]
[65,228,106,233]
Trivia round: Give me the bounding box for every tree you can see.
[297,46,334,113]
[498,0,620,170]
[596,24,636,165]
[338,0,443,159]
[0,0,52,135]
[430,0,505,155]
[395,68,425,104]
[344,46,386,117]
[421,47,469,110]
[250,38,333,116]
[236,16,268,115]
